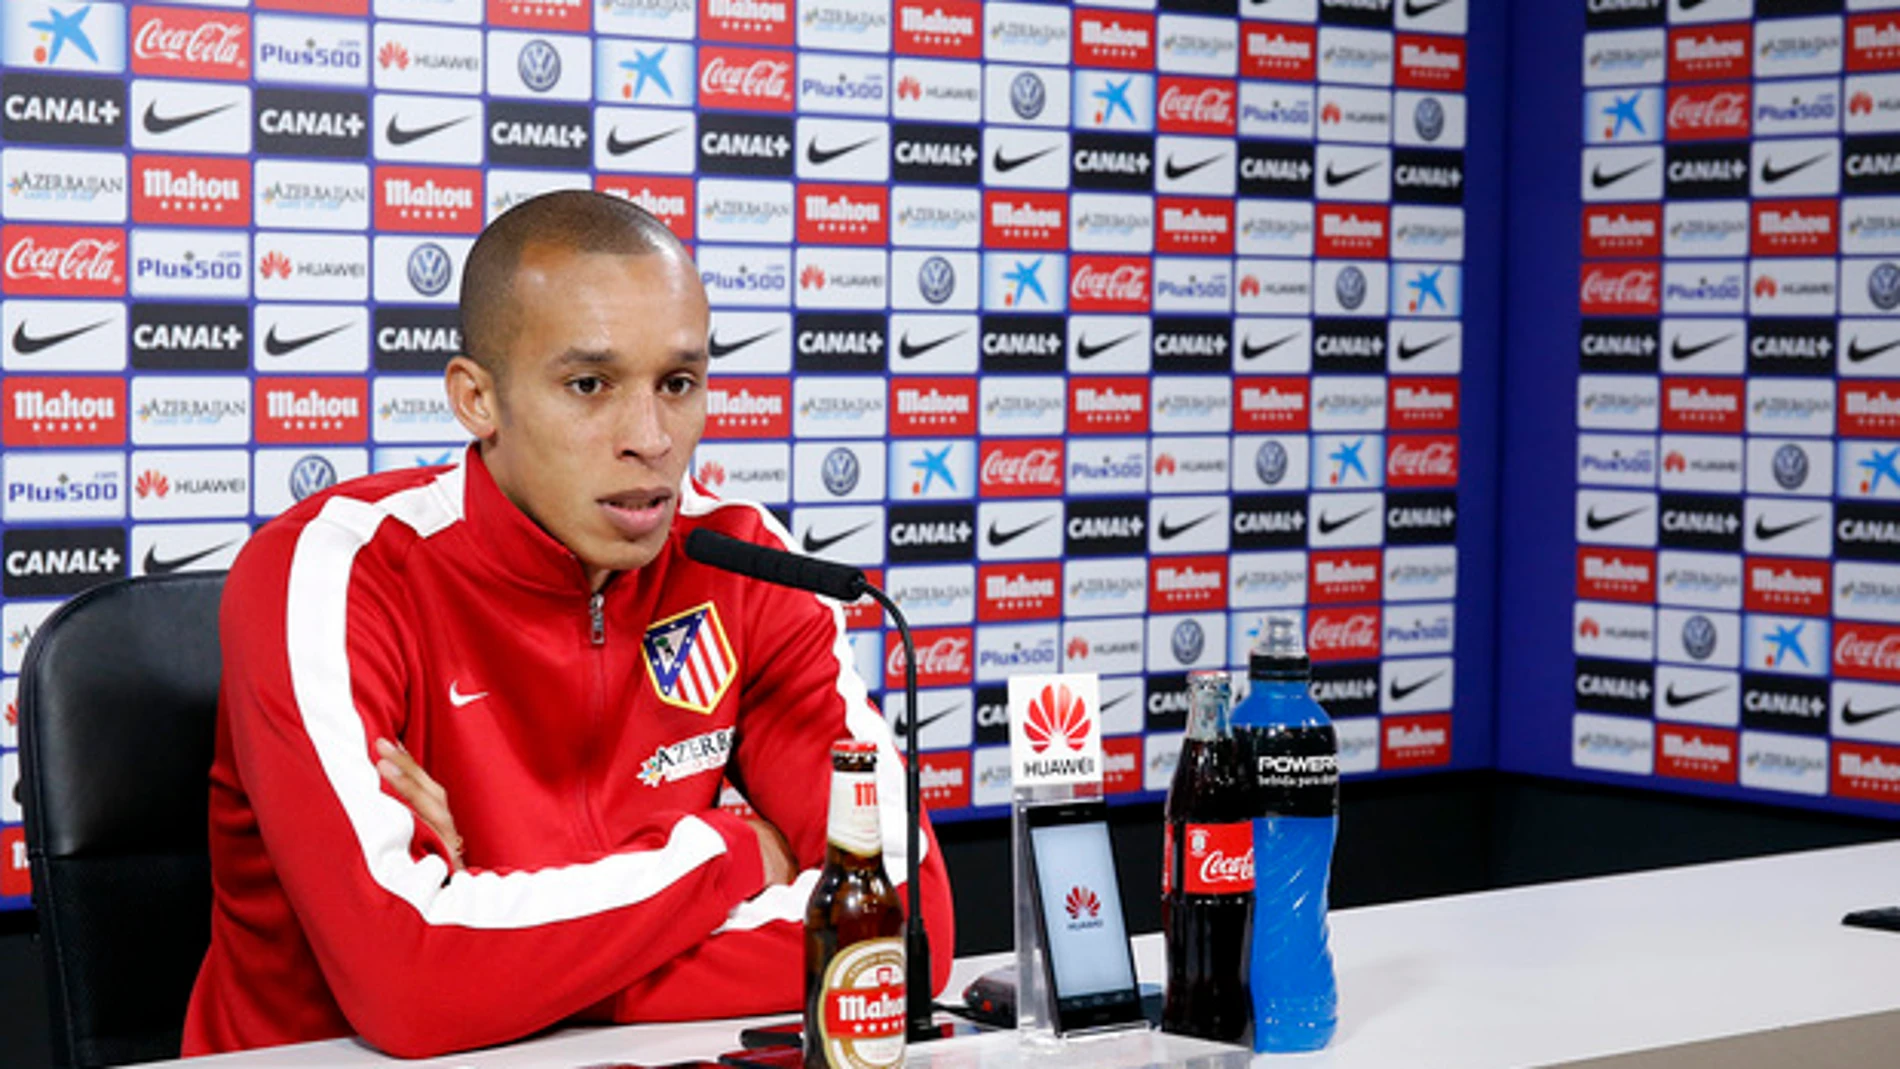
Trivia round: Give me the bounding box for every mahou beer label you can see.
[1183,822,1254,895]
[1008,673,1103,788]
[817,937,905,1069]
[827,764,882,857]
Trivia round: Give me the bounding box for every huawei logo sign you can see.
[1065,885,1101,920]
[135,470,171,499]
[1025,683,1091,754]
[800,263,826,290]
[259,250,292,280]
[379,41,410,70]
[697,460,727,489]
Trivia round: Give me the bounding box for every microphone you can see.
[683,527,938,1044]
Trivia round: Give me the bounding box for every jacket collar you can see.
[460,444,607,596]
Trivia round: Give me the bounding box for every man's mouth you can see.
[599,489,673,539]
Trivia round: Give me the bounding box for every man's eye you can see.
[663,375,699,396]
[569,377,604,396]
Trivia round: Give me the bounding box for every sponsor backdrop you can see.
[0,0,1502,912]
[1503,0,1900,818]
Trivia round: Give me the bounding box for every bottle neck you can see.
[827,765,883,861]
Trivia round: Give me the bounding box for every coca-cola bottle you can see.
[805,741,904,1069]
[1161,670,1254,1043]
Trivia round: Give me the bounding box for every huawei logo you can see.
[800,263,826,290]
[135,470,170,499]
[379,41,410,70]
[1025,683,1091,754]
[1065,885,1101,920]
[259,250,292,280]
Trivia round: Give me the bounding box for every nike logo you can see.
[1670,333,1733,361]
[993,145,1057,173]
[606,125,683,156]
[1317,507,1373,536]
[898,329,966,359]
[1842,700,1900,725]
[894,706,959,735]
[1584,506,1644,531]
[803,521,873,554]
[1753,514,1820,541]
[1396,334,1450,361]
[448,682,489,709]
[1241,331,1299,361]
[708,327,779,359]
[142,539,238,576]
[807,137,875,166]
[264,323,351,357]
[1389,671,1446,702]
[1165,154,1224,181]
[1590,159,1653,189]
[1848,336,1900,363]
[987,515,1053,547]
[1664,684,1726,708]
[386,114,470,146]
[1075,331,1138,360]
[12,318,110,355]
[1101,690,1133,712]
[1680,0,1708,8]
[142,100,234,135]
[1323,161,1379,187]
[1157,512,1216,540]
[1403,0,1454,14]
[1760,152,1827,185]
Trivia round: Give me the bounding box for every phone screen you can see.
[1027,805,1142,1031]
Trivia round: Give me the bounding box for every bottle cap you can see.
[1249,616,1309,678]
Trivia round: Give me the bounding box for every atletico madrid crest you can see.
[642,602,737,715]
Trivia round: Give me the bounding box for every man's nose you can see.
[616,389,673,459]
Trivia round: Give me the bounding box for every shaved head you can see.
[459,190,689,378]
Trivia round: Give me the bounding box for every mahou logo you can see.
[1580,263,1660,316]
[1666,85,1749,141]
[1242,22,1316,82]
[2,827,27,899]
[979,439,1063,497]
[597,176,695,241]
[133,156,250,227]
[979,561,1062,621]
[1389,378,1460,430]
[2,226,126,297]
[1751,199,1837,257]
[705,377,791,439]
[1317,204,1390,259]
[1383,713,1452,769]
[984,191,1068,251]
[1670,25,1751,82]
[1395,34,1466,91]
[918,751,971,809]
[895,0,981,59]
[1849,14,1900,73]
[1150,554,1228,613]
[799,184,889,247]
[1308,549,1382,604]
[1387,435,1459,488]
[1235,377,1310,432]
[1834,740,1900,803]
[1582,205,1662,259]
[3,378,126,447]
[1308,608,1380,662]
[1069,376,1151,434]
[1156,197,1235,255]
[891,378,977,437]
[1065,884,1102,920]
[1576,547,1656,603]
[699,48,795,112]
[1836,622,1900,683]
[1069,256,1152,313]
[374,167,483,235]
[1075,9,1155,71]
[885,628,973,688]
[1158,77,1238,136]
[131,5,249,81]
[255,378,368,444]
[1026,682,1092,754]
[487,0,589,33]
[1840,382,1900,438]
[841,568,883,630]
[701,0,795,47]
[1745,557,1830,616]
[1657,725,1736,785]
[1661,377,1744,434]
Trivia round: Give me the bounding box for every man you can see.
[184,191,955,1057]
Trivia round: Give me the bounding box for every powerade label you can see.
[1181,821,1254,895]
[1244,724,1340,816]
[816,937,905,1069]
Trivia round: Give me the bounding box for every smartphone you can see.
[1024,800,1146,1035]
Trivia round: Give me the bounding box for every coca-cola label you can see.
[1156,196,1235,255]
[1751,198,1838,257]
[1666,84,1750,141]
[895,0,982,60]
[2,377,127,448]
[1582,204,1662,259]
[1661,376,1745,434]
[1849,14,1900,74]
[1069,255,1152,313]
[816,937,905,1068]
[886,627,973,688]
[1149,554,1228,613]
[699,47,796,113]
[1576,546,1657,603]
[1836,622,1900,683]
[1074,9,1155,71]
[1386,434,1459,488]
[798,183,889,247]
[1657,724,1737,785]
[1234,376,1310,432]
[704,377,792,439]
[132,155,250,227]
[1840,382,1900,439]
[1670,24,1752,82]
[1388,378,1461,430]
[131,5,250,81]
[374,166,483,234]
[1068,376,1150,434]
[2,225,126,297]
[1307,607,1380,662]
[983,190,1068,251]
[978,561,1063,622]
[253,377,369,444]
[890,378,977,437]
[1182,822,1253,896]
[979,439,1063,497]
[1580,263,1661,316]
[701,0,795,47]
[1382,713,1452,770]
[1157,77,1238,136]
[1833,740,1900,803]
[1243,22,1316,82]
[1395,34,1466,91]
[596,175,695,241]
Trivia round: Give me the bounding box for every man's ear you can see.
[445,355,500,441]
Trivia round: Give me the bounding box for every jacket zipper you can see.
[579,591,609,851]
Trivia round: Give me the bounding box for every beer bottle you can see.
[805,741,905,1069]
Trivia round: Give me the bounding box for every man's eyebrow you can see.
[673,347,709,366]
[551,349,615,367]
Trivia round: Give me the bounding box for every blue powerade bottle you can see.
[1228,617,1339,1053]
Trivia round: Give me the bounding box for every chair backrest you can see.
[18,573,225,1069]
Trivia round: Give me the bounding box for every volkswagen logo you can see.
[289,455,338,501]
[518,40,563,94]
[1254,440,1289,486]
[1772,443,1809,491]
[1414,97,1445,143]
[1170,619,1205,665]
[1335,265,1367,310]
[918,255,956,305]
[1871,262,1900,311]
[1681,614,1717,661]
[407,243,454,297]
[821,447,860,496]
[1010,71,1046,121]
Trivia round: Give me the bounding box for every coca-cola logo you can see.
[1198,848,1253,886]
[1837,625,1900,681]
[1308,610,1379,660]
[2,227,126,296]
[1158,80,1236,134]
[700,52,794,110]
[133,11,248,79]
[1069,258,1150,310]
[980,442,1062,494]
[1580,264,1660,314]
[1388,437,1458,485]
[886,633,971,685]
[1667,87,1748,139]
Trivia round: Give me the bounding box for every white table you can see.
[155,841,1900,1069]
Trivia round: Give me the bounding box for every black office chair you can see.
[18,573,225,1069]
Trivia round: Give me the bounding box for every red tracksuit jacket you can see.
[183,446,955,1057]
